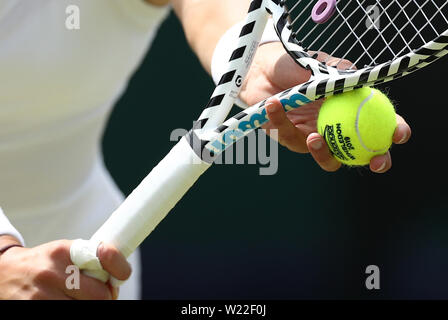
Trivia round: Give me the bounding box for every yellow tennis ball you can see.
[317,87,397,166]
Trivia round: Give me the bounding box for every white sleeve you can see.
[113,0,170,30]
[0,207,25,246]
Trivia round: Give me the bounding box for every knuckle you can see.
[321,159,341,172]
[48,241,70,260]
[34,267,59,284]
[279,132,297,146]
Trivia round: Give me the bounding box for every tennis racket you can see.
[71,0,448,282]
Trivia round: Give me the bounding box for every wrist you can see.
[0,236,24,262]
[0,235,23,256]
[0,243,23,257]
[211,18,280,109]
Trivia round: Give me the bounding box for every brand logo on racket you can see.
[235,75,243,87]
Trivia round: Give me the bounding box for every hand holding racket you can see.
[71,0,448,283]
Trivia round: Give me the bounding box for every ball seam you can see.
[355,88,389,153]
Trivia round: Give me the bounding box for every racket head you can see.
[202,0,448,156]
[266,0,448,98]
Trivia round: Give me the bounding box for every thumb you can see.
[97,242,132,282]
[265,99,308,153]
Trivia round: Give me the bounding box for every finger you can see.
[370,151,392,173]
[110,284,119,300]
[63,273,113,300]
[393,114,411,144]
[33,292,73,300]
[97,242,132,281]
[265,99,308,153]
[27,286,74,300]
[307,133,342,172]
[312,51,354,70]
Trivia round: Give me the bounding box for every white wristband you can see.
[0,207,25,246]
[211,18,280,109]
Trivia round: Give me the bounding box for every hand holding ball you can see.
[317,87,397,166]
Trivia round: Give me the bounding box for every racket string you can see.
[349,0,420,68]
[283,0,448,69]
[330,0,396,67]
[382,1,448,61]
[301,1,364,54]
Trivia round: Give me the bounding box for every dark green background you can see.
[103,12,448,299]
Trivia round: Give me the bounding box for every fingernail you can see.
[375,161,387,173]
[398,127,408,144]
[309,139,323,151]
[266,102,279,113]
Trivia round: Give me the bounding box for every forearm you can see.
[172,0,251,73]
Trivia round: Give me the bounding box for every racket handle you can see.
[83,269,109,283]
[70,137,211,282]
[69,238,126,286]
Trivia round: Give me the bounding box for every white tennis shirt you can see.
[0,0,169,299]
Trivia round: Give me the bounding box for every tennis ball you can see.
[317,87,397,166]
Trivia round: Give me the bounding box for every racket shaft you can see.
[203,5,269,130]
[90,137,211,258]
